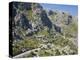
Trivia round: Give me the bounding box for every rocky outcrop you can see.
[41,10,52,31]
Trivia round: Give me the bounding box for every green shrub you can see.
[13,38,41,56]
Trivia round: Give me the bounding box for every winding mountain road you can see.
[13,48,41,58]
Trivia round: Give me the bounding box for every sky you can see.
[40,3,78,16]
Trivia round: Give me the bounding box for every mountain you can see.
[10,2,78,57]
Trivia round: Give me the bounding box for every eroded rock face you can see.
[32,3,43,15]
[67,15,72,25]
[41,10,52,31]
[17,14,32,29]
[53,24,62,33]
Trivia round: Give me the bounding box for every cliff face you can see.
[11,2,78,57]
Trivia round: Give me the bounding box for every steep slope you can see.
[11,2,78,57]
